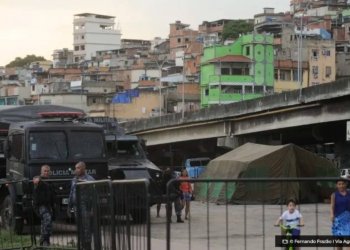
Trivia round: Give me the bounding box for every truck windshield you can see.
[116,140,143,158]
[29,131,105,160]
[29,132,67,160]
[70,131,105,159]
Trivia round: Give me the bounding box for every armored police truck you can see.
[0,106,108,233]
[86,117,163,223]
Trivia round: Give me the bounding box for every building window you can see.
[80,45,85,51]
[177,38,181,43]
[254,86,264,94]
[74,46,79,51]
[218,63,250,76]
[244,85,253,94]
[325,66,331,77]
[274,69,279,80]
[185,38,189,42]
[224,85,242,94]
[322,50,330,56]
[81,35,85,39]
[232,85,242,94]
[232,68,242,75]
[221,68,230,75]
[312,49,319,60]
[204,88,209,96]
[280,70,291,81]
[292,70,299,81]
[245,46,250,56]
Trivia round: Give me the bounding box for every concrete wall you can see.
[336,52,350,77]
[39,94,88,111]
[108,91,160,120]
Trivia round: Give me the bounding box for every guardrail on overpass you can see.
[121,79,350,146]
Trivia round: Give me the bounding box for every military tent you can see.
[196,143,337,204]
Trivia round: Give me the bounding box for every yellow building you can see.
[274,27,335,93]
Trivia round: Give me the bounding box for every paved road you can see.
[18,201,333,249]
[150,201,333,250]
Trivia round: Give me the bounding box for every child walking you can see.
[275,199,304,249]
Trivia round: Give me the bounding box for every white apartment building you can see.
[73,13,121,63]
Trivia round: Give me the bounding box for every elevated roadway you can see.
[123,79,350,149]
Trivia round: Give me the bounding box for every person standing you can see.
[33,164,55,246]
[68,161,95,250]
[179,169,192,220]
[68,161,95,211]
[162,168,184,223]
[331,179,350,250]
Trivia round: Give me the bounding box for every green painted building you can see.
[200,33,274,107]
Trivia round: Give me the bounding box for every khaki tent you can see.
[196,143,337,204]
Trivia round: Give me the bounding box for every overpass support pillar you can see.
[217,135,242,149]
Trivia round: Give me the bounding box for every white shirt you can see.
[280,209,302,229]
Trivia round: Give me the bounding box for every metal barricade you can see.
[0,179,32,250]
[165,177,339,250]
[76,179,150,250]
[0,179,79,249]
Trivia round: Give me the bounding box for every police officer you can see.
[163,168,184,223]
[68,161,95,250]
[33,164,55,246]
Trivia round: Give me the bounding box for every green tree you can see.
[6,55,47,68]
[222,20,254,42]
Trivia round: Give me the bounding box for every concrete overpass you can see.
[122,79,350,167]
[123,79,350,144]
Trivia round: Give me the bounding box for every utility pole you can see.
[297,0,311,101]
[154,57,168,120]
[182,55,185,119]
[219,59,222,105]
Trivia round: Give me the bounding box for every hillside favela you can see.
[2,0,350,250]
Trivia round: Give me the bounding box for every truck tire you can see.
[0,195,23,234]
[130,208,147,224]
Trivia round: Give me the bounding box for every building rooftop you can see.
[74,13,115,19]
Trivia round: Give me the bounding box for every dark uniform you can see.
[162,169,184,223]
[33,177,55,246]
[68,173,95,250]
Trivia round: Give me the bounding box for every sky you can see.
[0,0,290,66]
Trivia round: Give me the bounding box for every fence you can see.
[0,177,345,250]
[0,179,78,250]
[76,179,150,250]
[0,178,151,250]
[165,177,341,250]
